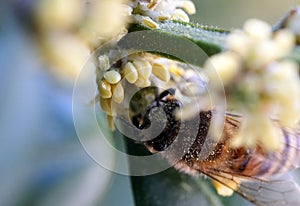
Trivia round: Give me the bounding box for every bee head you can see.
[130,87,178,130]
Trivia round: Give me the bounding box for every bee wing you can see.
[207,171,300,206]
[214,113,300,205]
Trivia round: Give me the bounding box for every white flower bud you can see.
[204,52,241,86]
[243,19,272,41]
[171,9,190,22]
[227,31,252,57]
[250,40,278,69]
[273,29,295,57]
[176,1,196,15]
[132,15,159,28]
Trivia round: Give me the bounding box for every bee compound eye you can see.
[131,99,167,130]
[129,87,178,129]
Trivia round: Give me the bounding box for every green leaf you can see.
[124,139,220,206]
[128,20,229,57]
[131,169,222,206]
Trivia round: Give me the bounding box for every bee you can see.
[130,87,300,206]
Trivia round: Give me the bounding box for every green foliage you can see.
[128,20,228,57]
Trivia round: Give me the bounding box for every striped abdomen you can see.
[193,116,300,179]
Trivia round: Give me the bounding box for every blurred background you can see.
[0,0,297,206]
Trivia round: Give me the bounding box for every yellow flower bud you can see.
[112,84,125,103]
[152,62,171,82]
[133,59,152,80]
[99,80,112,98]
[123,62,138,83]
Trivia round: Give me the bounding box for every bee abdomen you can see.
[227,127,300,177]
[261,128,300,177]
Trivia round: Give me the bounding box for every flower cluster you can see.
[97,48,211,130]
[204,19,300,150]
[127,0,196,28]
[97,53,188,129]
[96,0,199,129]
[30,0,196,80]
[31,0,129,80]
